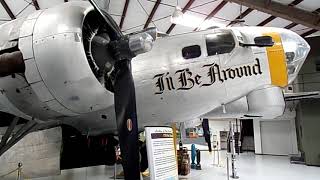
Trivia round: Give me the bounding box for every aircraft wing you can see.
[284,91,320,101]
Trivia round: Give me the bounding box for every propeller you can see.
[87,1,156,179]
[88,0,122,39]
[112,59,140,179]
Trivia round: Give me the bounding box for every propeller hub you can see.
[128,32,154,56]
[109,30,156,62]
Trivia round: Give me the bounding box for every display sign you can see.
[145,126,178,180]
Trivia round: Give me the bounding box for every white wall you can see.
[208,119,235,134]
[260,120,291,155]
[253,109,299,155]
[208,119,239,150]
[0,127,62,179]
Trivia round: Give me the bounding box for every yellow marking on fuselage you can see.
[263,32,288,87]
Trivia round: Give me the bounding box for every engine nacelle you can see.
[246,86,285,119]
[0,2,115,120]
[202,86,285,119]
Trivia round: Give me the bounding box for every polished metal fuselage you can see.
[0,2,309,135]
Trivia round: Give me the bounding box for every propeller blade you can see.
[92,13,157,179]
[113,60,140,179]
[87,0,123,38]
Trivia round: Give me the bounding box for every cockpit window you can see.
[206,32,235,56]
[182,45,201,59]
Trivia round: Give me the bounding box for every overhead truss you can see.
[32,0,40,10]
[229,8,253,25]
[144,0,161,29]
[119,0,130,29]
[225,0,320,31]
[300,8,320,37]
[257,0,303,26]
[0,0,15,19]
[194,1,228,31]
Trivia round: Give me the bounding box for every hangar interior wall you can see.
[294,36,320,166]
[0,127,62,179]
[208,119,238,150]
[253,36,320,157]
[294,36,320,93]
[296,100,320,166]
[253,109,299,156]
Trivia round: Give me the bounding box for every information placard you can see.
[145,127,178,180]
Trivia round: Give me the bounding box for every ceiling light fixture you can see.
[170,0,225,30]
[170,6,184,24]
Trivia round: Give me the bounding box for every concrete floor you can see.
[181,151,320,180]
[23,148,320,180]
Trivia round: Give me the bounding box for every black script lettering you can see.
[222,69,228,81]
[243,66,252,76]
[236,67,244,78]
[154,73,166,94]
[228,69,236,79]
[195,75,202,85]
[253,58,263,75]
[175,68,195,90]
[202,63,224,87]
[166,76,175,90]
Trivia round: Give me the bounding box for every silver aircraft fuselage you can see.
[0,2,310,135]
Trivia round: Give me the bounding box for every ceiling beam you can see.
[225,0,320,31]
[257,0,303,26]
[144,0,161,29]
[194,1,228,31]
[286,8,320,38]
[119,0,130,29]
[228,8,253,26]
[285,23,298,29]
[32,0,40,10]
[257,16,276,26]
[301,29,318,37]
[0,0,15,19]
[288,0,304,6]
[299,8,320,37]
[166,0,195,34]
[203,1,228,22]
[285,8,320,30]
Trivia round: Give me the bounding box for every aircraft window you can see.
[206,32,235,56]
[182,45,201,59]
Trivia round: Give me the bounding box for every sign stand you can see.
[145,126,179,180]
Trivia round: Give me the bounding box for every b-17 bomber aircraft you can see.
[0,0,311,179]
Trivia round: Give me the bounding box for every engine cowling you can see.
[0,1,156,121]
[246,86,285,119]
[25,2,114,116]
[202,86,285,119]
[0,2,116,121]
